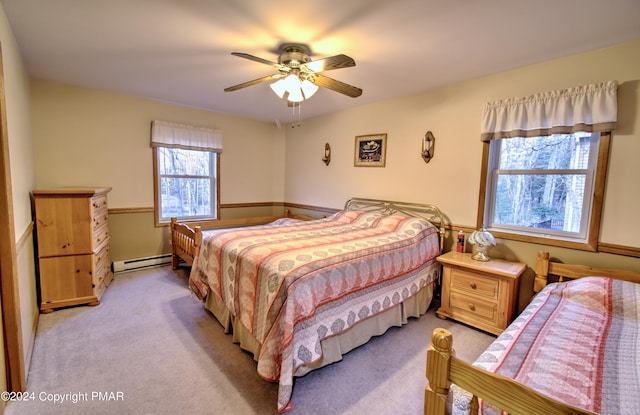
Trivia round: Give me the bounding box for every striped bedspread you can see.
[452,276,640,415]
[189,210,440,412]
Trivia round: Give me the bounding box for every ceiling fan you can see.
[224,43,363,104]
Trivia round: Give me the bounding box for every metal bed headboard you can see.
[344,197,447,252]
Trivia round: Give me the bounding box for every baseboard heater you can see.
[112,254,172,273]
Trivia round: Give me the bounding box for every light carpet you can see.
[5,266,493,415]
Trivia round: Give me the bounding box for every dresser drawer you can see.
[450,269,499,300]
[449,291,497,322]
[39,255,95,303]
[93,222,110,251]
[91,195,108,212]
[93,244,111,286]
[91,196,108,230]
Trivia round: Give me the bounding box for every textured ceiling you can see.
[3,0,640,125]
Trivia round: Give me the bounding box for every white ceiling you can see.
[3,0,640,125]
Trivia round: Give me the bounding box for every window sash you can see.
[483,133,599,243]
[154,148,219,224]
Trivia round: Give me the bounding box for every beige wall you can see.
[31,80,285,208]
[284,39,640,272]
[30,80,287,262]
[0,2,38,400]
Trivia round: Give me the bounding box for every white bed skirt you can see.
[203,282,434,378]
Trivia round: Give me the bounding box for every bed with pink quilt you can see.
[187,198,446,412]
[425,251,640,415]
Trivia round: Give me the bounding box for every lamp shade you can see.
[301,79,319,99]
[468,228,496,261]
[270,74,318,103]
[269,79,287,99]
[287,87,304,102]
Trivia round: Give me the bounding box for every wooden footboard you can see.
[170,218,202,268]
[424,328,594,415]
[169,210,319,269]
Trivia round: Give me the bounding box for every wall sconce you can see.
[322,143,331,166]
[421,131,435,163]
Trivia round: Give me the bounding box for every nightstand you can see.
[436,251,526,335]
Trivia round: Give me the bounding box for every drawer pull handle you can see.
[468,303,476,311]
[469,282,477,289]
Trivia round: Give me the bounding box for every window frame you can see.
[152,147,221,227]
[476,132,611,251]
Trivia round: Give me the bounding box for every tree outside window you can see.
[154,147,218,223]
[480,132,609,250]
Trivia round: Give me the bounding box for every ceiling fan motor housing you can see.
[278,44,311,68]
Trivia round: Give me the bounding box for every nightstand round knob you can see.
[468,303,475,311]
[470,282,477,289]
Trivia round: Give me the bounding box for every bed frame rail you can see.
[534,250,640,292]
[424,328,595,415]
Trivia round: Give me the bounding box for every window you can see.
[478,81,617,251]
[481,132,605,246]
[150,120,222,225]
[154,147,218,222]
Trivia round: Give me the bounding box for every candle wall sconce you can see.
[322,143,331,166]
[421,131,435,163]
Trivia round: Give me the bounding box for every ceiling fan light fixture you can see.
[301,79,319,99]
[269,79,287,99]
[287,87,304,102]
[283,73,301,91]
[271,73,309,103]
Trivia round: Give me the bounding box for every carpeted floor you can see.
[5,266,494,415]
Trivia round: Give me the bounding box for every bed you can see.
[425,250,640,415]
[170,209,316,269]
[171,197,447,412]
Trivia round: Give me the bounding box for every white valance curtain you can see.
[151,120,223,152]
[481,81,618,141]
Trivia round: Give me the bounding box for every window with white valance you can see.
[480,80,617,140]
[151,120,222,225]
[477,81,618,251]
[151,120,223,152]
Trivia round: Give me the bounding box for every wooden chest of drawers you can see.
[32,187,114,313]
[436,251,526,335]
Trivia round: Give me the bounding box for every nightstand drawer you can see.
[436,251,526,335]
[450,269,498,300]
[449,291,497,322]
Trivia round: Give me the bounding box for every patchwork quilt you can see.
[188,210,441,412]
[452,276,640,415]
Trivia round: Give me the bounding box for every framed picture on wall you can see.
[354,133,387,167]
